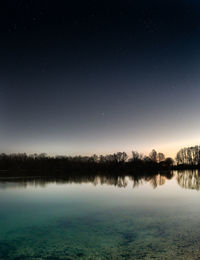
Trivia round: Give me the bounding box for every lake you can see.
[0,170,200,259]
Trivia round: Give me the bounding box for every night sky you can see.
[1,0,200,157]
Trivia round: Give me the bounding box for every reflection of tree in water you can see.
[0,171,174,190]
[3,170,200,190]
[176,170,200,190]
[149,175,166,189]
[132,174,169,189]
[94,176,128,188]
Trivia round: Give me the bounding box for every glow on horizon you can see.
[2,136,200,160]
[2,111,200,159]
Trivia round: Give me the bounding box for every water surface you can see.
[0,170,200,259]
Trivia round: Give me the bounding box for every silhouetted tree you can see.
[114,152,128,164]
[164,157,174,167]
[149,149,157,162]
[131,151,143,161]
[157,152,165,163]
[176,146,200,166]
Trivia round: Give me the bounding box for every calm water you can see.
[1,170,200,259]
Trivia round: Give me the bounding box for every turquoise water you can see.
[1,170,200,259]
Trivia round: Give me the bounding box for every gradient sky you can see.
[1,0,200,158]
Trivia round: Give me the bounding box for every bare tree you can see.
[149,149,157,162]
[157,152,165,163]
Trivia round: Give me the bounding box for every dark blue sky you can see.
[1,0,200,157]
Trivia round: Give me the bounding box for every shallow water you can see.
[1,170,200,259]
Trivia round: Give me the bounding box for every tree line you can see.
[0,149,174,177]
[1,145,199,176]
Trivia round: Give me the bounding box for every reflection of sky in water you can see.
[1,170,200,259]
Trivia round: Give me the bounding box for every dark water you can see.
[0,170,200,259]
